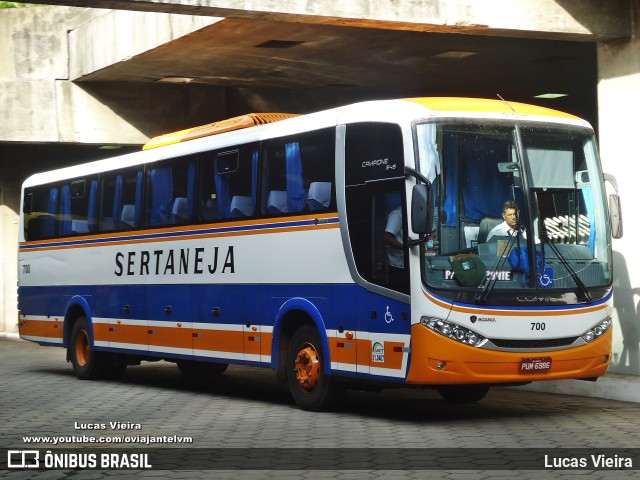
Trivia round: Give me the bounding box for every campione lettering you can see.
[115,246,235,277]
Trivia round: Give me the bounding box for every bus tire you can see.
[286,324,337,411]
[437,385,490,403]
[69,316,108,380]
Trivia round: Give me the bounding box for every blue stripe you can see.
[19,281,409,335]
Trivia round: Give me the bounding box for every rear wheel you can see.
[286,324,337,411]
[69,316,108,380]
[437,385,490,403]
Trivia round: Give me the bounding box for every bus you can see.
[18,98,623,411]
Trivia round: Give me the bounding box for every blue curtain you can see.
[44,187,58,237]
[88,180,98,232]
[285,142,305,212]
[149,167,173,226]
[442,133,458,227]
[134,170,143,227]
[214,159,231,218]
[582,186,596,254]
[60,185,72,235]
[112,175,123,229]
[251,150,259,213]
[187,161,196,222]
[442,133,514,226]
[461,137,512,221]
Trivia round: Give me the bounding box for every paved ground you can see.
[1,337,639,479]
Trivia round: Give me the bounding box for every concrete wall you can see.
[597,0,640,374]
[0,6,221,144]
[0,179,19,334]
[23,0,632,41]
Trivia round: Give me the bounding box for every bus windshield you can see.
[416,121,612,302]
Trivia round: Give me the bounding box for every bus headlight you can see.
[581,317,612,343]
[420,317,487,347]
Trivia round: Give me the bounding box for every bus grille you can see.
[489,337,579,349]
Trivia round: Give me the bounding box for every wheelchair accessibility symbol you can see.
[384,306,394,324]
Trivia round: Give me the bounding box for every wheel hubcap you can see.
[75,330,89,367]
[294,344,320,391]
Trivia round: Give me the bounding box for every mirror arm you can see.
[404,166,431,185]
[604,173,619,193]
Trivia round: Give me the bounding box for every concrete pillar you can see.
[597,0,640,374]
[0,172,20,333]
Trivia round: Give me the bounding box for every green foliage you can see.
[0,2,28,8]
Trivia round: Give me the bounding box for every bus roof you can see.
[405,97,581,120]
[22,97,590,188]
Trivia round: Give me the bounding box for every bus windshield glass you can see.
[416,121,612,301]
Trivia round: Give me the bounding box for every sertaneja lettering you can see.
[115,246,235,277]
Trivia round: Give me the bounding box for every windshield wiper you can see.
[539,220,592,303]
[474,232,519,304]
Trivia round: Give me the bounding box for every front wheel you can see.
[286,324,338,411]
[437,385,490,403]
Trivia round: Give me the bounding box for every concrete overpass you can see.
[1,1,639,381]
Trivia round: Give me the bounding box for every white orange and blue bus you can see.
[18,98,622,410]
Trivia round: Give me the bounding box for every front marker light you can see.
[581,317,612,343]
[421,317,487,347]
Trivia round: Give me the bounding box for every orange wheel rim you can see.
[294,343,320,391]
[75,330,90,367]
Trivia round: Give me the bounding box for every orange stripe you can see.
[19,319,48,338]
[193,329,243,353]
[329,337,358,365]
[381,341,405,370]
[18,318,64,339]
[20,214,339,252]
[450,302,608,317]
[422,288,610,317]
[107,323,148,345]
[330,338,406,370]
[149,325,193,349]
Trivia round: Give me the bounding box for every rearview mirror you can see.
[411,183,433,235]
[604,173,623,239]
[609,194,623,239]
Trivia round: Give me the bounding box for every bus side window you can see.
[57,178,99,236]
[24,185,58,241]
[209,144,259,220]
[262,128,335,216]
[99,168,143,232]
[146,156,196,227]
[197,153,219,223]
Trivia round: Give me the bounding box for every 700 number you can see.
[531,322,546,331]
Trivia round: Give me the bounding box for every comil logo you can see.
[7,450,39,468]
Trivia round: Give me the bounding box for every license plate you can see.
[519,357,552,374]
